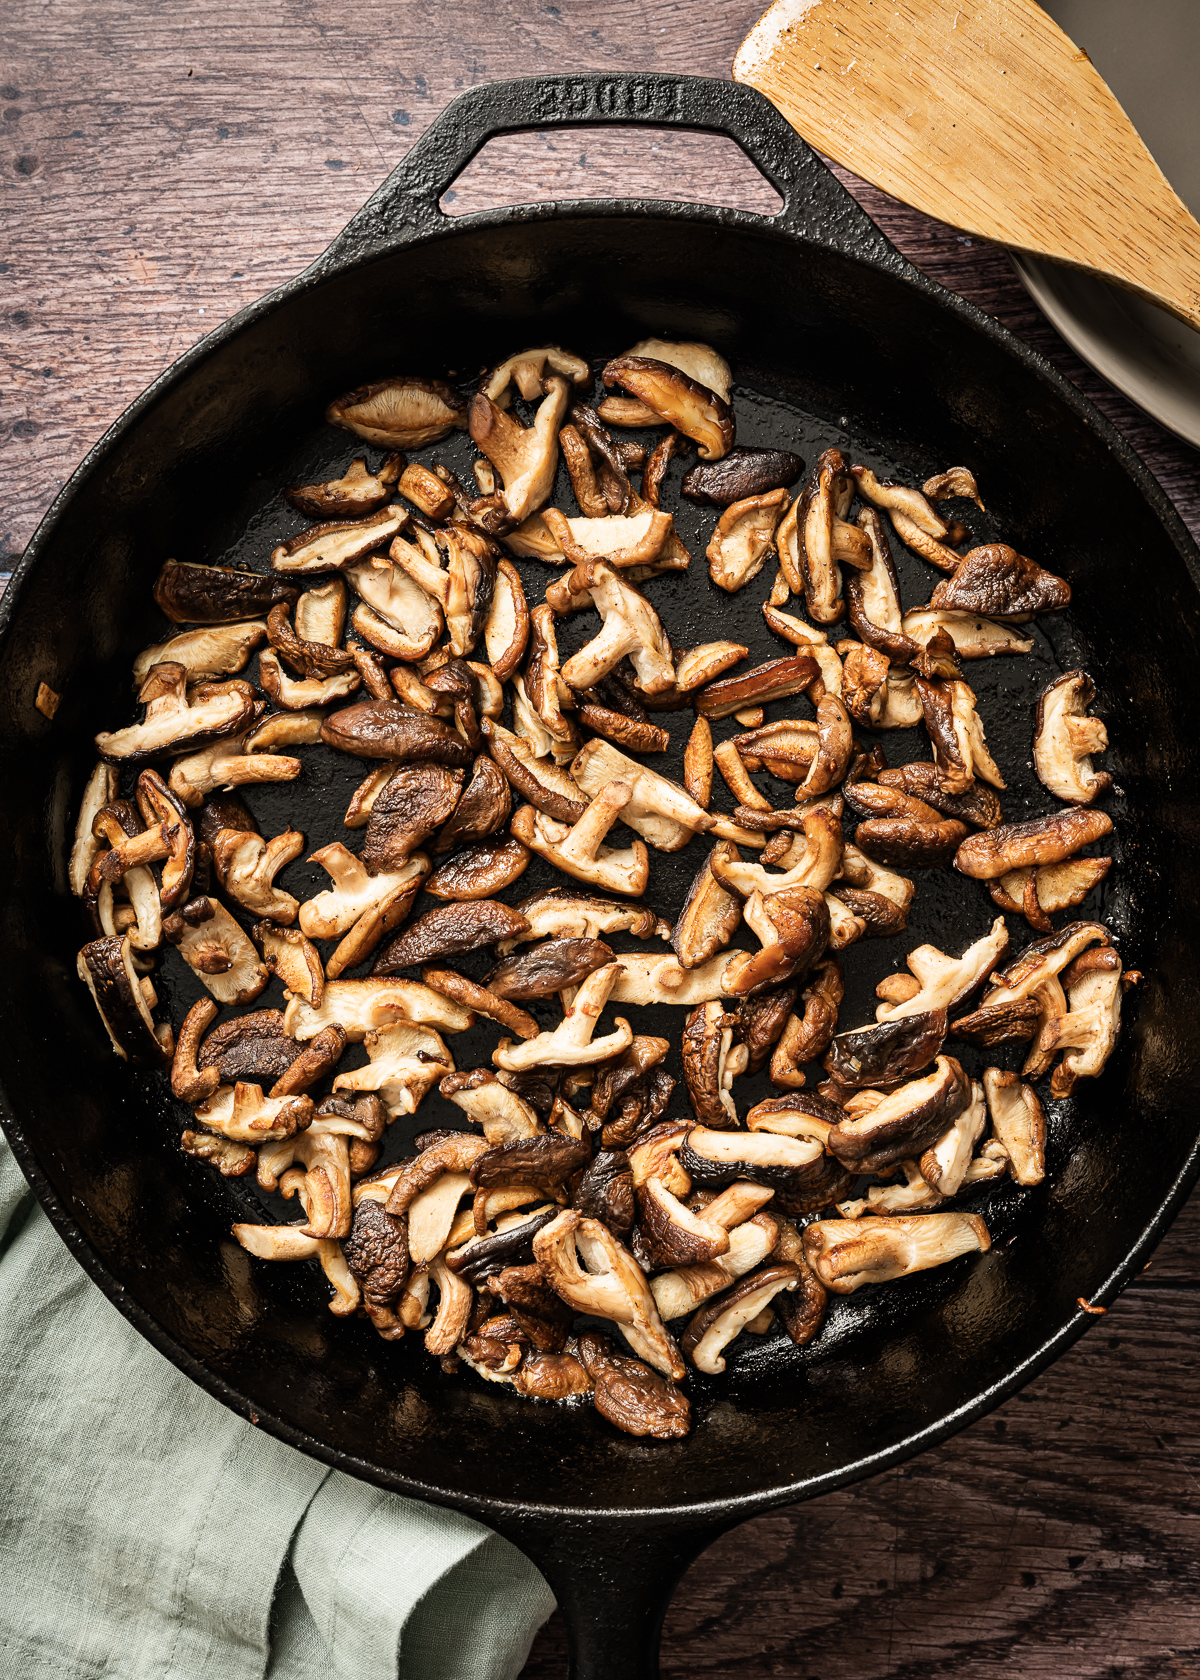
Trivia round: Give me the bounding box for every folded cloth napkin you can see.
[0,1134,554,1680]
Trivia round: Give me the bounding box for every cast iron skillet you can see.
[3,72,1200,1679]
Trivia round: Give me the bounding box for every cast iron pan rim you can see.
[4,142,1200,1518]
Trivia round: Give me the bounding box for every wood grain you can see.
[733,0,1200,331]
[2,3,1199,1674]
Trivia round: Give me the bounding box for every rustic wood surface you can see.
[2,2,1199,1674]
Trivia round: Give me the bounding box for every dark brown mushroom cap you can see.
[485,1262,576,1336]
[950,999,1042,1047]
[722,886,831,997]
[695,655,820,720]
[733,983,798,1073]
[449,1207,562,1285]
[197,1008,306,1082]
[854,815,968,868]
[929,543,1071,621]
[829,887,908,939]
[823,1009,948,1089]
[77,935,170,1065]
[775,1254,828,1346]
[425,836,531,901]
[361,761,466,872]
[576,703,670,754]
[588,1036,672,1123]
[372,899,531,972]
[681,446,805,507]
[681,1002,741,1128]
[827,1055,970,1173]
[198,793,257,845]
[681,1263,801,1369]
[747,1089,845,1132]
[343,1199,410,1307]
[153,559,299,626]
[468,1135,591,1193]
[266,601,356,679]
[634,1177,731,1269]
[671,845,743,971]
[484,937,616,1000]
[482,724,589,823]
[601,355,734,462]
[774,1155,856,1217]
[511,1351,593,1399]
[431,754,511,853]
[877,763,1003,828]
[317,1091,388,1142]
[320,700,474,766]
[572,1149,635,1235]
[576,1330,692,1440]
[955,808,1114,880]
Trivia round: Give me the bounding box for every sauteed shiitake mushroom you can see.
[67,341,1126,1440]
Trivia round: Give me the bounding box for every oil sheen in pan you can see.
[125,357,1123,1402]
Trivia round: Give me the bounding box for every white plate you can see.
[1014,0,1200,448]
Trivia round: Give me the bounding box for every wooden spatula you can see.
[733,0,1200,332]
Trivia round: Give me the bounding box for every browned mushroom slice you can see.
[681,715,714,809]
[568,1148,634,1235]
[901,608,1034,659]
[484,938,615,1001]
[483,555,530,681]
[877,762,1003,828]
[681,1264,800,1373]
[299,845,428,941]
[523,603,580,762]
[917,666,1005,797]
[823,1009,948,1090]
[705,487,791,593]
[345,553,443,660]
[722,886,831,997]
[542,505,674,571]
[917,1076,988,1196]
[96,662,255,765]
[534,1212,684,1378]
[359,762,466,872]
[481,719,588,825]
[845,507,919,661]
[710,807,843,899]
[132,621,269,689]
[695,655,820,722]
[481,346,591,407]
[841,643,891,727]
[193,1078,314,1144]
[988,856,1112,931]
[745,1090,842,1145]
[184,1132,258,1177]
[955,808,1114,881]
[576,703,670,754]
[258,650,361,711]
[283,977,473,1044]
[211,824,304,923]
[270,505,406,576]
[677,1126,828,1206]
[266,580,351,677]
[469,1134,591,1196]
[924,467,984,508]
[682,446,804,506]
[680,1002,748,1128]
[827,1056,970,1173]
[732,719,819,787]
[853,810,968,869]
[601,356,733,461]
[255,921,324,1007]
[557,561,675,696]
[195,1007,306,1086]
[980,921,1111,1016]
[847,464,963,572]
[837,842,914,929]
[1033,670,1111,806]
[574,1331,690,1439]
[670,643,750,697]
[320,700,473,766]
[153,559,298,626]
[286,454,403,521]
[341,1196,411,1338]
[794,694,854,803]
[726,984,796,1076]
[929,543,1071,621]
[432,756,511,855]
[875,917,1010,1024]
[327,376,468,449]
[424,835,531,901]
[791,447,857,624]
[391,525,497,659]
[982,1067,1046,1186]
[372,899,531,974]
[418,969,538,1041]
[670,843,743,972]
[496,887,664,954]
[78,934,173,1064]
[769,957,843,1087]
[803,1210,990,1294]
[1029,945,1124,1097]
[469,373,570,523]
[948,999,1042,1047]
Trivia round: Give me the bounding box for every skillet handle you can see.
[494,1511,729,1679]
[316,72,901,268]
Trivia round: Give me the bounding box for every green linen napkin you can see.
[0,1135,554,1679]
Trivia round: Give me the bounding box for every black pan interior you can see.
[2,208,1199,1519]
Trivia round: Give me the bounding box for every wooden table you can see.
[4,3,1199,1673]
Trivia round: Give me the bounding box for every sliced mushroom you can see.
[705,487,791,593]
[604,949,741,1007]
[929,544,1071,621]
[681,1264,800,1373]
[481,346,591,407]
[320,699,473,766]
[255,921,324,1008]
[678,1126,828,1205]
[650,1206,780,1321]
[542,505,674,571]
[420,969,538,1041]
[923,467,984,508]
[299,844,427,940]
[955,809,1114,881]
[342,1196,411,1338]
[132,621,269,689]
[918,1077,986,1196]
[695,655,820,722]
[982,1067,1046,1186]
[588,1038,674,1146]
[948,998,1042,1047]
[988,856,1112,931]
[845,507,919,661]
[876,762,1003,829]
[345,552,443,660]
[573,1331,690,1438]
[327,377,468,449]
[1033,670,1111,806]
[484,937,615,1002]
[388,526,496,658]
[824,1009,948,1090]
[669,844,743,972]
[769,957,844,1087]
[875,917,1009,1023]
[917,665,1005,797]
[283,976,473,1044]
[600,355,733,461]
[440,1069,543,1145]
[96,663,255,764]
[468,373,570,523]
[682,446,803,506]
[827,1056,970,1173]
[492,964,632,1072]
[572,1149,636,1235]
[1030,945,1124,1097]
[286,454,404,521]
[511,787,650,897]
[534,1211,684,1378]
[570,737,709,853]
[356,763,465,874]
[495,886,664,954]
[482,718,588,825]
[77,934,173,1064]
[711,807,844,900]
[556,561,675,696]
[270,505,406,576]
[182,1131,257,1176]
[721,885,831,997]
[681,1002,748,1128]
[69,763,120,898]
[803,1210,990,1293]
[901,609,1033,659]
[168,899,268,1004]
[794,447,862,624]
[211,825,304,923]
[331,1020,453,1118]
[152,559,298,625]
[425,835,531,901]
[194,1081,313,1144]
[483,555,530,681]
[372,898,530,974]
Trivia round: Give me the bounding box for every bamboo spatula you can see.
[733,0,1200,332]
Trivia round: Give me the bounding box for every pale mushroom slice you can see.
[875,917,1010,1023]
[298,844,429,940]
[193,1081,314,1144]
[705,488,790,593]
[510,786,650,897]
[803,1211,990,1294]
[440,1069,543,1144]
[69,763,119,898]
[168,729,303,807]
[850,464,963,572]
[877,668,924,729]
[256,922,325,1008]
[902,609,1034,659]
[650,1208,780,1322]
[924,467,984,508]
[760,606,844,698]
[1028,946,1124,1098]
[96,662,255,764]
[534,1208,686,1379]
[557,560,675,696]
[917,1077,987,1196]
[608,950,747,1007]
[600,353,733,461]
[388,526,496,659]
[345,552,443,661]
[211,826,305,923]
[480,346,591,407]
[982,1067,1046,1186]
[169,899,269,1005]
[483,556,530,681]
[77,933,173,1064]
[988,857,1112,933]
[502,510,566,564]
[270,505,406,575]
[232,1222,360,1316]
[332,1021,454,1119]
[492,964,633,1072]
[257,651,360,711]
[681,1264,801,1373]
[794,447,863,624]
[245,710,325,753]
[570,737,709,852]
[132,621,268,689]
[710,807,843,898]
[542,506,674,571]
[182,1132,257,1177]
[917,662,1005,795]
[523,604,580,763]
[326,376,468,449]
[494,886,665,954]
[1033,669,1112,806]
[469,372,571,523]
[844,507,918,661]
[282,977,474,1042]
[608,338,732,405]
